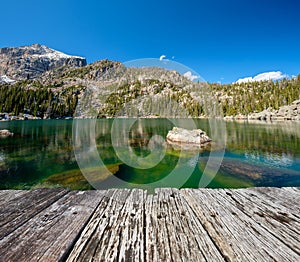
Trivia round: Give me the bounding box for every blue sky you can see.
[0,0,299,83]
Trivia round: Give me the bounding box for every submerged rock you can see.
[34,163,120,190]
[0,129,14,137]
[166,127,212,150]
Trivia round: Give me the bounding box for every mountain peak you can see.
[0,44,87,81]
[27,44,85,60]
[30,43,42,48]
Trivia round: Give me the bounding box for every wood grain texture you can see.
[0,187,299,261]
[248,187,300,216]
[223,188,300,254]
[180,188,300,261]
[0,188,69,240]
[0,190,27,205]
[67,189,146,262]
[145,188,225,262]
[0,190,104,261]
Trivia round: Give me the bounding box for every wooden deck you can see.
[0,187,299,261]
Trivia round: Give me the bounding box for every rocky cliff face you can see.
[0,44,87,81]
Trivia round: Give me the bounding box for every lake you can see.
[0,119,300,191]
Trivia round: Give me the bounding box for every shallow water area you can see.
[0,119,299,190]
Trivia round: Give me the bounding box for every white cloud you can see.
[183,71,199,81]
[253,71,287,81]
[235,77,253,84]
[235,71,287,84]
[159,55,166,61]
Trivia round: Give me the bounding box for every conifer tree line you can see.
[98,75,300,117]
[0,74,299,118]
[0,80,83,118]
[211,75,300,116]
[97,80,204,118]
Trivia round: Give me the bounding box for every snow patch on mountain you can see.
[0,75,15,84]
[31,45,84,60]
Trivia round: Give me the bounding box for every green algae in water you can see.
[34,163,121,190]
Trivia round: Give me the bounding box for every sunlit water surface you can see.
[0,119,299,190]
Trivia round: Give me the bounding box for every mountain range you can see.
[0,44,299,120]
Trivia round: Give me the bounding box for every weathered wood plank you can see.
[180,188,300,261]
[0,190,104,261]
[67,189,146,262]
[223,188,300,255]
[92,189,145,261]
[247,187,300,216]
[0,188,69,239]
[207,188,300,260]
[115,189,146,261]
[0,187,299,262]
[144,189,172,261]
[146,188,225,262]
[66,189,130,261]
[0,190,27,205]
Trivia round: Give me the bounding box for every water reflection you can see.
[0,119,299,190]
[225,121,300,155]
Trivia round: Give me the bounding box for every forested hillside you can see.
[211,75,300,116]
[0,60,120,119]
[0,57,299,119]
[0,81,83,118]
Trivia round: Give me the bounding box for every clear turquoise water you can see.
[0,119,299,190]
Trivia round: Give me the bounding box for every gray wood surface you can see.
[0,190,27,205]
[0,187,299,261]
[0,188,68,240]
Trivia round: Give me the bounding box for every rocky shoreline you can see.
[0,113,42,121]
[1,100,300,122]
[224,100,300,121]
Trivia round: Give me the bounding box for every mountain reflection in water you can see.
[0,119,299,190]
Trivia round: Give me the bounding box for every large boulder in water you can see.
[166,127,211,147]
[0,129,14,137]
